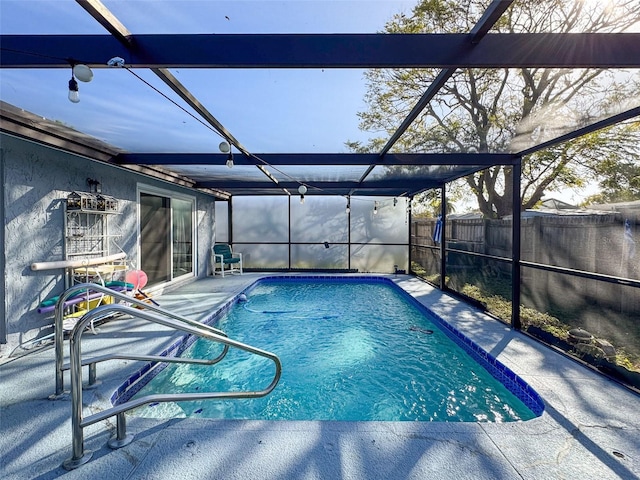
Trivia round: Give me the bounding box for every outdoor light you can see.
[219,141,231,153]
[86,178,101,193]
[221,141,234,168]
[73,64,93,83]
[393,197,398,207]
[68,76,80,103]
[67,64,92,104]
[298,185,307,204]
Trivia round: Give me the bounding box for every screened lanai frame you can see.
[2,0,640,330]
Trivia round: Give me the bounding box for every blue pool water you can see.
[123,277,543,422]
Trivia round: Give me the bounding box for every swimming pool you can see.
[116,277,544,422]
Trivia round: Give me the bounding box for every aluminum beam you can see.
[74,0,260,176]
[3,34,640,69]
[195,179,439,191]
[380,0,515,157]
[75,0,133,43]
[116,152,518,166]
[469,0,515,43]
[516,106,640,157]
[364,1,512,184]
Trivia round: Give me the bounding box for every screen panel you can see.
[291,195,348,243]
[234,243,289,269]
[350,196,409,244]
[350,244,408,273]
[521,265,639,389]
[232,196,289,242]
[291,244,349,269]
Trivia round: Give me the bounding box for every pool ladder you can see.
[54,284,282,470]
[53,283,236,398]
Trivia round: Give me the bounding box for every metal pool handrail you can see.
[53,282,230,397]
[63,302,282,470]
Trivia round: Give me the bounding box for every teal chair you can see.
[212,244,243,277]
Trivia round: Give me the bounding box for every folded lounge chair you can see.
[212,244,243,277]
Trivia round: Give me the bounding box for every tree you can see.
[582,120,640,204]
[348,0,640,217]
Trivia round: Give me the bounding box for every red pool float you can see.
[125,270,148,290]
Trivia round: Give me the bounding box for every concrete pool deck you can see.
[1,274,639,479]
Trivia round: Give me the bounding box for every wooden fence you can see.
[411,214,639,352]
[412,214,638,279]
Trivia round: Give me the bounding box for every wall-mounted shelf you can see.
[64,192,124,289]
[67,191,118,214]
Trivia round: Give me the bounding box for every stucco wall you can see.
[0,133,216,357]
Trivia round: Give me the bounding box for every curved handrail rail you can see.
[53,282,230,397]
[64,303,282,469]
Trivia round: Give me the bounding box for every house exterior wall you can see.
[0,133,216,357]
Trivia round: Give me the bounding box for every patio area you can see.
[1,1,640,478]
[1,274,638,479]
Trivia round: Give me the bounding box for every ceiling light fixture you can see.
[298,185,307,204]
[219,141,231,153]
[219,141,234,168]
[68,75,80,103]
[73,64,93,83]
[257,165,279,184]
[67,64,93,104]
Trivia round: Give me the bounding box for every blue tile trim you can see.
[112,276,545,417]
[391,285,545,416]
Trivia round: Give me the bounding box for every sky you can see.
[0,0,418,154]
[2,0,637,207]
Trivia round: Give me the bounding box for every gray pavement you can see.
[1,274,638,479]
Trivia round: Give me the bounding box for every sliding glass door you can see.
[172,198,193,278]
[139,188,195,285]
